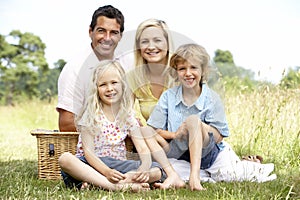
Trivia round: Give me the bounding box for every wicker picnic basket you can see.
[31,129,79,180]
[31,129,139,180]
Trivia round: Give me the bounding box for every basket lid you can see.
[30,129,79,136]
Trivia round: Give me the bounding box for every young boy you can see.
[143,43,230,191]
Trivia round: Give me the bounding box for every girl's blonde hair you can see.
[129,18,175,93]
[76,60,134,132]
[169,43,210,84]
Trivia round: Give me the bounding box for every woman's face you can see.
[139,26,168,65]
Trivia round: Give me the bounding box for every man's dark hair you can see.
[90,5,125,33]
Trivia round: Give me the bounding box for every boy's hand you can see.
[175,122,188,140]
[105,169,126,183]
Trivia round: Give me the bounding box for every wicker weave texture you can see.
[31,130,78,180]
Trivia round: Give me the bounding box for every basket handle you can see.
[49,144,55,156]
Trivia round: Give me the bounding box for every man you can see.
[57,5,167,191]
[57,5,125,131]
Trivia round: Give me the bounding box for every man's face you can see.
[89,16,122,60]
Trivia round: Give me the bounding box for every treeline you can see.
[0,30,299,105]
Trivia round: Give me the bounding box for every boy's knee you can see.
[185,115,200,126]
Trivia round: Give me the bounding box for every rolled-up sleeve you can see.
[147,92,168,130]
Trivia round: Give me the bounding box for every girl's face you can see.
[139,26,168,65]
[176,58,202,90]
[97,67,123,107]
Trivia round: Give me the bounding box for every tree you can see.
[39,59,66,102]
[214,49,234,64]
[0,30,48,105]
[280,66,300,89]
[213,49,254,79]
[212,49,256,93]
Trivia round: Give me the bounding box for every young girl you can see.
[144,44,230,191]
[58,60,164,192]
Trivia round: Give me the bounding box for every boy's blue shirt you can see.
[147,83,229,150]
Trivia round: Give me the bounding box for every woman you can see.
[126,19,176,126]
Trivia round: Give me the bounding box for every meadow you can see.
[0,86,299,199]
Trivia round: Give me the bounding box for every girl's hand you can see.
[105,169,126,183]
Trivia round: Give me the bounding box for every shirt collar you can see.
[174,83,208,110]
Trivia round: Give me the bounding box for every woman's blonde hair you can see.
[134,18,174,67]
[169,43,210,84]
[129,18,175,93]
[76,60,134,132]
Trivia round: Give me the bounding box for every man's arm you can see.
[57,108,77,132]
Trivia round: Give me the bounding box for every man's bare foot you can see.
[115,182,150,192]
[189,176,206,191]
[242,155,263,163]
[153,174,185,189]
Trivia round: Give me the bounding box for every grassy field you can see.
[0,86,299,199]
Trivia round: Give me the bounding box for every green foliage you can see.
[0,30,48,105]
[0,31,65,105]
[280,66,300,89]
[216,62,255,80]
[214,49,234,64]
[212,49,257,94]
[38,59,66,103]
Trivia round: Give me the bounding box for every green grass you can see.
[0,87,299,199]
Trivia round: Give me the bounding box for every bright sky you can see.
[1,0,299,83]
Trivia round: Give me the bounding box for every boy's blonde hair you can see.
[76,60,134,132]
[170,43,210,84]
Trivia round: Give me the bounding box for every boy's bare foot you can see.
[189,176,206,191]
[153,173,185,189]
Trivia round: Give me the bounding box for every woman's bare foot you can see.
[153,173,185,189]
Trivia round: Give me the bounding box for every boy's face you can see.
[89,16,122,60]
[176,58,202,90]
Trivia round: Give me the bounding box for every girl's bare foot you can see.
[116,182,150,192]
[153,173,185,189]
[80,182,90,190]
